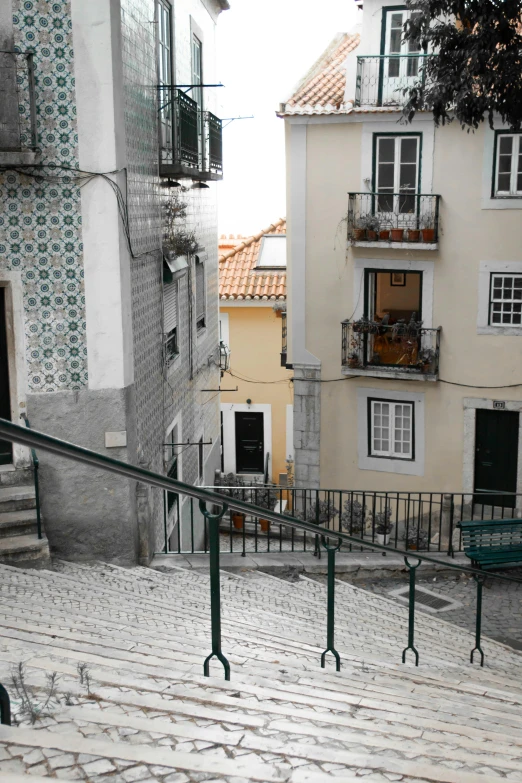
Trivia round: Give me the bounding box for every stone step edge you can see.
[0,725,283,783]
[5,639,522,745]
[8,650,521,750]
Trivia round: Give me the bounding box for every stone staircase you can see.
[0,467,49,568]
[0,561,521,782]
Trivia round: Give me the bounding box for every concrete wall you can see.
[220,304,293,483]
[285,111,522,494]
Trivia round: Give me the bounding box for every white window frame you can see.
[375,135,420,216]
[384,9,421,78]
[477,261,522,335]
[369,399,414,460]
[489,273,522,327]
[494,133,522,198]
[357,387,425,476]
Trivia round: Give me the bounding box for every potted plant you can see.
[379,224,391,242]
[408,227,421,242]
[361,214,380,241]
[420,214,436,243]
[215,473,246,529]
[340,498,367,536]
[352,317,379,335]
[352,213,371,241]
[251,485,274,532]
[390,218,405,243]
[371,506,393,545]
[297,499,339,528]
[405,526,429,551]
[417,348,437,374]
[347,351,360,369]
[162,192,202,259]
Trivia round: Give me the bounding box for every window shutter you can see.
[164,281,178,332]
[196,260,205,322]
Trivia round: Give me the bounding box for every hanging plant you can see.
[162,192,201,258]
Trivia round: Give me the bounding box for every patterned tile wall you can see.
[0,0,87,392]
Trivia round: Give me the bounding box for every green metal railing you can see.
[1,417,522,702]
[20,414,42,540]
[355,54,433,108]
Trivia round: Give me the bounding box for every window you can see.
[198,436,204,481]
[374,135,420,214]
[157,1,172,155]
[494,134,522,197]
[163,280,179,362]
[385,10,421,78]
[195,256,206,331]
[369,399,414,459]
[192,34,203,160]
[257,236,287,268]
[489,274,522,326]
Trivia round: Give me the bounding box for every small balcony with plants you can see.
[341,317,441,381]
[0,52,39,166]
[157,87,223,181]
[354,54,432,108]
[347,192,440,249]
[280,311,287,367]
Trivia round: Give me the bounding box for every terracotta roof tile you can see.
[279,33,360,116]
[219,219,286,301]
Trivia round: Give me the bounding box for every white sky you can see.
[215,0,358,237]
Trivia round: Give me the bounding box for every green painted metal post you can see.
[199,500,230,680]
[320,536,342,671]
[0,684,11,725]
[471,575,486,667]
[402,557,421,666]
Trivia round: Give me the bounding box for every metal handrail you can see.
[1,416,521,678]
[19,414,42,539]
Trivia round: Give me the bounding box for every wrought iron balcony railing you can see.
[354,54,433,108]
[347,192,441,244]
[281,311,287,367]
[342,318,441,377]
[0,51,38,156]
[157,86,223,181]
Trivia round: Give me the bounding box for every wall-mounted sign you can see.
[493,401,506,410]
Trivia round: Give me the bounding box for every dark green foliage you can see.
[403,1,522,129]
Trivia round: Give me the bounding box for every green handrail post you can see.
[0,683,11,725]
[402,556,421,666]
[199,500,230,680]
[471,574,486,667]
[320,535,342,672]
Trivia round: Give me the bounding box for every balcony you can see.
[354,54,433,108]
[157,87,223,181]
[0,52,39,166]
[280,311,287,367]
[341,319,441,381]
[347,192,440,249]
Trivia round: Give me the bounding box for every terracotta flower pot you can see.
[260,518,270,532]
[391,228,404,242]
[232,513,244,530]
[348,357,360,369]
[421,228,435,243]
[408,229,420,242]
[407,543,418,551]
[379,230,390,241]
[367,230,378,241]
[353,228,366,241]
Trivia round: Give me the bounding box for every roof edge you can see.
[218,217,286,262]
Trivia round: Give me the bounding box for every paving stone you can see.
[82,757,117,775]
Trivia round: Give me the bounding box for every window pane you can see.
[399,164,417,189]
[388,59,400,78]
[401,138,418,163]
[378,138,395,163]
[379,164,395,189]
[497,172,511,192]
[499,136,513,155]
[378,193,394,212]
[499,155,512,174]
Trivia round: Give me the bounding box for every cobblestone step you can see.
[0,509,39,538]
[1,562,522,782]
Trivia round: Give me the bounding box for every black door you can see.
[0,289,12,465]
[474,409,519,509]
[235,412,264,473]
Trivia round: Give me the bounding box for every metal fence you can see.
[0,51,37,151]
[341,319,441,377]
[355,54,433,108]
[347,192,441,244]
[162,485,522,558]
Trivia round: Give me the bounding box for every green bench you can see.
[458,518,522,570]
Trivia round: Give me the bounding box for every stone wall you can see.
[293,363,321,488]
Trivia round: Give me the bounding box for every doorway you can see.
[0,288,12,465]
[365,270,422,367]
[474,409,519,508]
[235,412,264,473]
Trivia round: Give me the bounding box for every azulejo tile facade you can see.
[0,0,87,392]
